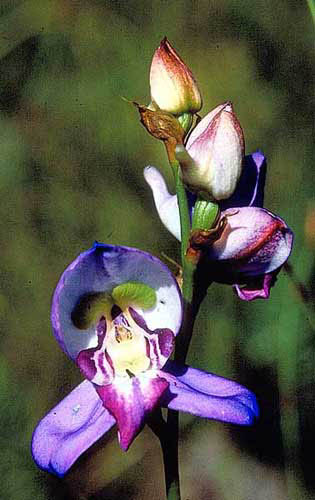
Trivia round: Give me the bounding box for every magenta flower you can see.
[32,243,258,476]
[144,151,293,300]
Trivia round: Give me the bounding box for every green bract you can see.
[192,199,220,231]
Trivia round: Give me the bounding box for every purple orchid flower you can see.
[32,243,258,477]
[144,151,294,301]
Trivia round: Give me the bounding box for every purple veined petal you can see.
[128,307,175,368]
[96,373,169,451]
[208,207,293,275]
[76,318,115,386]
[220,151,267,210]
[162,361,258,425]
[31,380,115,477]
[52,243,183,360]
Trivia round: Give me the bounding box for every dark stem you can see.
[148,410,180,499]
[165,263,209,499]
[175,272,208,363]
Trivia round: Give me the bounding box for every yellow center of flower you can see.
[71,282,157,378]
[106,319,150,377]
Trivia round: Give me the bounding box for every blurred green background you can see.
[0,1,314,499]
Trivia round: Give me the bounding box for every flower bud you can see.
[178,101,245,200]
[150,37,202,115]
[208,207,293,277]
[206,206,293,300]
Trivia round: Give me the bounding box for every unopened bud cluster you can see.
[147,38,245,201]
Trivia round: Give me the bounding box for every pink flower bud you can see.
[178,102,245,200]
[150,37,202,115]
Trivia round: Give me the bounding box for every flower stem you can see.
[162,159,206,499]
[147,410,181,499]
[171,159,191,265]
[160,159,191,500]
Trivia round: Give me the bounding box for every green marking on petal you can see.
[71,292,113,329]
[112,282,157,311]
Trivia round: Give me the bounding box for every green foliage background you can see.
[0,1,314,499]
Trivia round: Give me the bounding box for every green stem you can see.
[171,159,191,265]
[162,159,192,500]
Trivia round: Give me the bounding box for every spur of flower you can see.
[144,141,293,300]
[32,243,258,476]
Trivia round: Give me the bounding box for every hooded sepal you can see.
[52,243,182,362]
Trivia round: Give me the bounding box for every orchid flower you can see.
[32,243,258,476]
[144,150,294,300]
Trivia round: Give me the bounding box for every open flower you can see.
[176,102,245,200]
[32,243,258,476]
[144,151,294,300]
[150,37,202,115]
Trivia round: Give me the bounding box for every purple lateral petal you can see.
[233,271,277,301]
[96,374,169,451]
[162,361,258,425]
[31,380,115,477]
[52,243,182,361]
[220,151,266,210]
